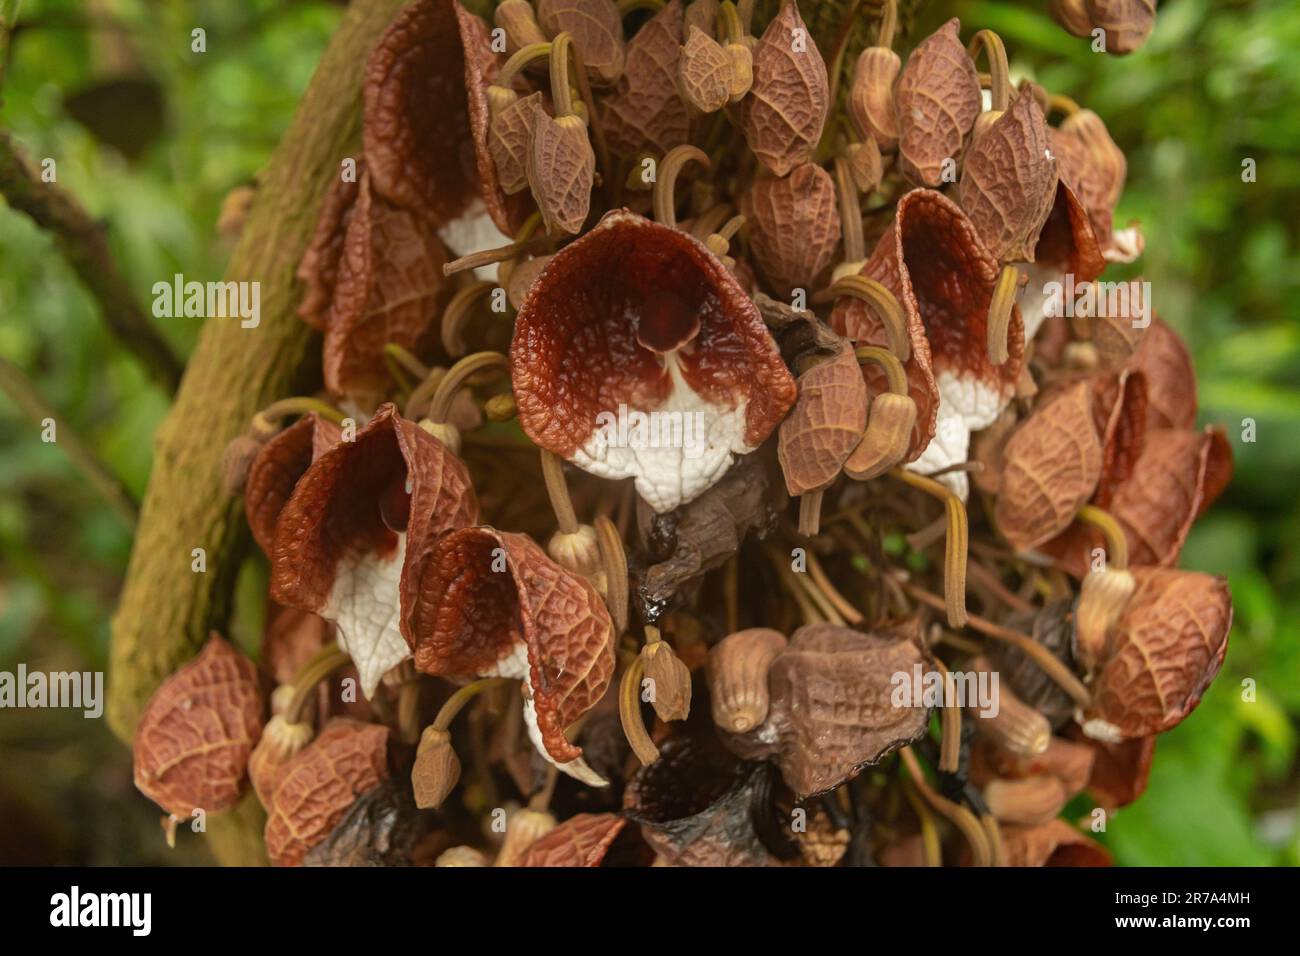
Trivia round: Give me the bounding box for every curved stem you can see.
[966,30,1010,113]
[987,264,1018,366]
[443,234,553,276]
[805,549,864,624]
[718,1,744,43]
[1048,93,1080,119]
[892,469,968,628]
[440,281,496,358]
[251,396,347,436]
[428,351,509,424]
[834,155,866,262]
[619,655,659,765]
[1076,504,1129,571]
[565,42,612,201]
[432,677,514,733]
[824,275,911,362]
[899,746,992,867]
[548,33,576,118]
[397,678,421,745]
[653,145,710,229]
[540,449,580,535]
[498,41,552,91]
[286,645,350,725]
[902,580,1091,708]
[384,342,430,382]
[932,654,962,774]
[855,345,908,395]
[594,514,629,634]
[798,489,825,537]
[876,0,898,49]
[900,774,942,867]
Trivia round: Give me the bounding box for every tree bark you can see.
[107,0,407,742]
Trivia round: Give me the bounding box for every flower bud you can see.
[527,112,595,236]
[843,392,917,481]
[1060,109,1126,211]
[845,140,883,194]
[418,418,461,454]
[723,42,753,103]
[494,808,558,867]
[707,628,787,733]
[411,726,460,810]
[970,670,1050,757]
[494,0,547,52]
[848,46,900,153]
[249,714,314,806]
[547,524,604,580]
[642,640,692,723]
[1074,567,1136,676]
[679,26,731,114]
[436,845,490,867]
[983,774,1068,825]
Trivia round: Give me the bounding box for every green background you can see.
[0,0,1296,864]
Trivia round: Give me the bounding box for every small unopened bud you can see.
[547,524,604,580]
[707,628,787,734]
[1074,567,1136,676]
[494,808,557,867]
[411,726,460,810]
[723,42,753,102]
[970,666,1050,757]
[436,845,490,867]
[1060,109,1127,209]
[249,714,314,806]
[527,113,595,237]
[494,0,547,52]
[641,640,692,722]
[679,27,731,114]
[983,774,1068,826]
[418,418,462,454]
[848,47,901,153]
[844,392,917,481]
[484,393,517,422]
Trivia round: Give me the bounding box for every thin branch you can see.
[0,131,183,392]
[0,354,138,526]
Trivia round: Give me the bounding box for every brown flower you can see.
[537,0,625,85]
[510,209,795,511]
[516,812,627,866]
[404,526,615,785]
[777,341,868,496]
[270,404,478,696]
[722,623,931,799]
[600,0,690,157]
[1082,567,1232,741]
[739,1,829,176]
[742,163,842,297]
[831,189,1024,498]
[894,19,981,186]
[134,634,264,819]
[243,414,342,556]
[264,718,390,866]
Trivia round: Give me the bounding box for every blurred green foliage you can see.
[0,0,1296,864]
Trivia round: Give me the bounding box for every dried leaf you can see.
[323,173,450,399]
[678,25,732,114]
[297,166,362,331]
[958,88,1059,263]
[894,19,981,187]
[739,1,829,176]
[1083,568,1232,740]
[362,0,481,222]
[516,812,627,866]
[724,624,931,799]
[600,0,690,157]
[1108,426,1233,567]
[778,341,868,496]
[996,379,1102,551]
[742,162,842,297]
[264,718,391,867]
[527,112,595,235]
[244,414,342,556]
[510,209,795,512]
[303,777,433,867]
[270,404,479,697]
[133,634,264,818]
[405,526,615,784]
[537,0,626,85]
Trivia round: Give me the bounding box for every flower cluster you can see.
[134,0,1227,868]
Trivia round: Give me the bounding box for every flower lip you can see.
[510,208,795,511]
